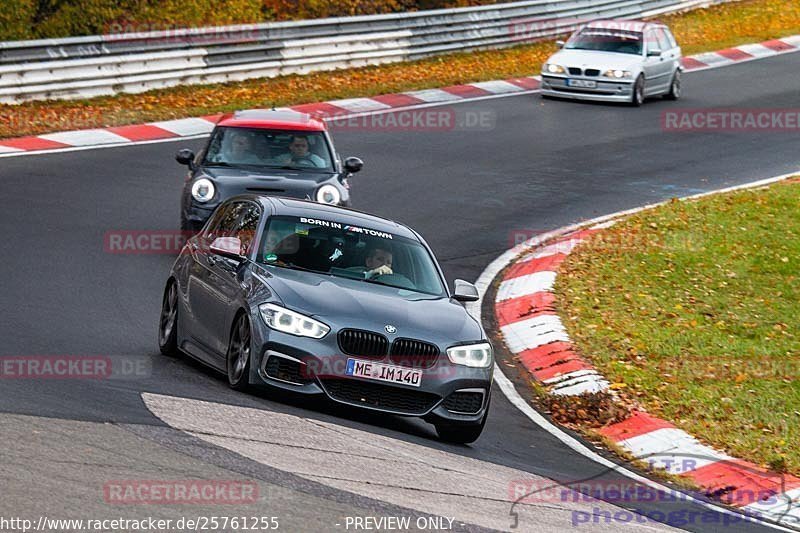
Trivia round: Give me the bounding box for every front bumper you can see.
[540,74,634,103]
[249,328,492,424]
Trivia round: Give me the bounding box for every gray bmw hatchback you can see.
[158,195,493,443]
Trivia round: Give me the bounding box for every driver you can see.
[276,135,325,168]
[348,245,393,279]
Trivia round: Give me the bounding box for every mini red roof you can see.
[215,109,327,132]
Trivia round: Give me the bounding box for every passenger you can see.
[224,129,267,165]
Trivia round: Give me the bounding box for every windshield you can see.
[258,216,446,296]
[565,28,643,55]
[203,127,334,171]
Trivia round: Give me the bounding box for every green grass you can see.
[555,179,800,474]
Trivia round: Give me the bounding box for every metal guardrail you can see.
[0,0,726,104]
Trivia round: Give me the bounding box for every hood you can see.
[204,166,336,196]
[254,266,484,344]
[547,49,642,71]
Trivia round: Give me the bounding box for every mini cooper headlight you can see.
[259,303,330,339]
[603,69,632,79]
[191,178,215,203]
[316,184,341,205]
[447,342,493,368]
[544,63,566,74]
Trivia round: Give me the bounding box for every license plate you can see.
[567,79,597,88]
[345,358,422,387]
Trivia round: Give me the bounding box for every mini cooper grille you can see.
[568,67,582,76]
[338,329,389,358]
[443,391,484,414]
[584,68,601,77]
[264,356,312,385]
[322,379,440,414]
[389,339,440,369]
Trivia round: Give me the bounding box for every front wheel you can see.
[226,313,252,391]
[158,280,179,356]
[630,75,645,107]
[664,70,681,100]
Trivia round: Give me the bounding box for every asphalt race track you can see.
[1,52,798,532]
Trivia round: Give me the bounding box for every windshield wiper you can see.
[204,161,234,167]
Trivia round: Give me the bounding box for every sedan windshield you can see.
[565,29,643,55]
[258,216,446,296]
[204,127,334,171]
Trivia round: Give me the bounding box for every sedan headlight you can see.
[316,184,341,205]
[447,342,493,368]
[543,63,566,75]
[259,303,330,339]
[603,69,632,79]
[191,178,215,203]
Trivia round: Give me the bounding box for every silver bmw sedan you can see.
[540,20,683,106]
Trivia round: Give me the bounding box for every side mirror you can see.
[647,48,662,57]
[209,237,244,261]
[452,279,479,302]
[344,156,364,174]
[555,40,565,49]
[176,149,195,167]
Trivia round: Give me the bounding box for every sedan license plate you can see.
[346,358,422,387]
[567,79,597,88]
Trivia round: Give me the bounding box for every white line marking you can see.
[0,145,23,153]
[470,80,526,94]
[496,271,556,301]
[736,43,779,58]
[38,129,130,146]
[551,377,609,396]
[689,52,735,67]
[149,118,216,136]
[616,428,731,472]
[500,314,568,353]
[328,98,392,112]
[403,88,462,103]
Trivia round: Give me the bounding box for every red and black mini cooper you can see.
[176,109,364,231]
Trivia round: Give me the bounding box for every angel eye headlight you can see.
[544,63,566,74]
[191,178,215,203]
[259,303,329,339]
[603,69,632,79]
[447,342,493,368]
[315,184,341,205]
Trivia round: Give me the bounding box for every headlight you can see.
[191,178,215,203]
[603,69,632,79]
[447,342,493,368]
[316,184,341,205]
[259,303,330,339]
[544,63,565,74]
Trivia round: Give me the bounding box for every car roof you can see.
[237,195,419,240]
[583,19,665,33]
[215,109,327,132]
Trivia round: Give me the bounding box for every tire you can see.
[226,313,252,391]
[158,280,179,356]
[434,397,491,444]
[664,69,681,100]
[630,75,645,107]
